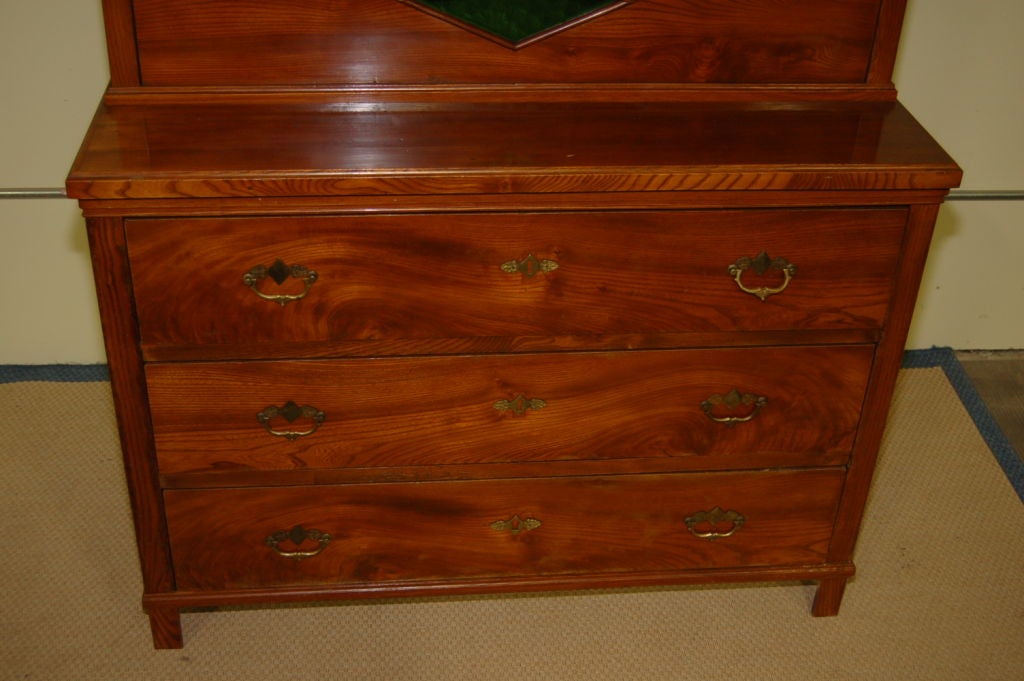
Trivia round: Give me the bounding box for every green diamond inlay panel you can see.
[411,0,620,45]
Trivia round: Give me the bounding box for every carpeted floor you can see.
[1,356,1022,680]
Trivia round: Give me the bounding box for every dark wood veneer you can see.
[70,0,960,648]
[164,470,844,591]
[132,0,885,87]
[124,210,904,355]
[146,346,872,474]
[84,218,174,596]
[68,102,958,200]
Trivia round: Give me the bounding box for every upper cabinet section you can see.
[110,0,905,91]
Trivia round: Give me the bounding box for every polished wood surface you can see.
[164,469,844,590]
[85,218,174,595]
[827,204,942,562]
[72,0,960,648]
[125,210,903,356]
[146,562,855,610]
[131,0,885,87]
[99,0,140,86]
[68,101,959,200]
[146,346,872,475]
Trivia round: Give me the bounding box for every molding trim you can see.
[2,188,1023,201]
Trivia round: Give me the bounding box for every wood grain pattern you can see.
[867,0,909,85]
[827,204,941,563]
[76,0,959,647]
[74,189,952,219]
[66,101,961,200]
[144,562,856,608]
[146,606,182,649]
[130,0,883,87]
[155,446,853,490]
[125,209,904,356]
[101,84,902,107]
[146,345,873,475]
[164,469,844,591]
[85,218,174,595]
[100,0,141,86]
[811,576,849,617]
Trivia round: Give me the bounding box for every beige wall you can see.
[1,3,108,363]
[897,0,1024,349]
[1,0,1021,363]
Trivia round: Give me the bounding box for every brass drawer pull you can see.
[701,389,766,427]
[257,401,326,440]
[685,507,745,540]
[501,253,559,278]
[493,394,547,416]
[490,515,542,535]
[728,251,795,301]
[265,525,332,560]
[243,259,319,306]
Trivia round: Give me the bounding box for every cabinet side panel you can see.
[85,217,174,593]
[828,203,940,561]
[867,0,908,84]
[102,0,140,86]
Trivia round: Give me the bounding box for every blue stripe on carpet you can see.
[904,347,1024,502]
[0,364,109,383]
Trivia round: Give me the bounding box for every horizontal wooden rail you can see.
[2,187,1023,201]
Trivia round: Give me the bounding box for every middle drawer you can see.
[147,345,872,475]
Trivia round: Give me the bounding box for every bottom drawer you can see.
[166,471,844,591]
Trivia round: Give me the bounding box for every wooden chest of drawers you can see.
[69,0,960,648]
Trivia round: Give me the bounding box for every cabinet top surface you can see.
[76,0,961,201]
[67,101,960,200]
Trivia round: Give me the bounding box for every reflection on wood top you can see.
[68,101,961,199]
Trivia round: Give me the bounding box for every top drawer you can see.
[126,209,904,358]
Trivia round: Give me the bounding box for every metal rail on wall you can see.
[0,188,67,199]
[945,190,1024,201]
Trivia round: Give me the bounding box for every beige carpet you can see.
[1,367,1022,680]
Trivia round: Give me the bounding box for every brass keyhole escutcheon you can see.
[490,515,542,535]
[493,394,547,416]
[501,254,559,278]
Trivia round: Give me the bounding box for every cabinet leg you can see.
[811,577,848,617]
[147,606,184,649]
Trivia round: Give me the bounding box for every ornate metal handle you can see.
[490,515,542,535]
[501,253,559,278]
[257,401,326,440]
[701,389,766,427]
[243,258,319,306]
[685,507,746,540]
[265,525,332,560]
[728,251,795,301]
[493,394,547,416]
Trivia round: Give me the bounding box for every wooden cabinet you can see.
[68,0,961,648]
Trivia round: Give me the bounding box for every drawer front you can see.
[165,470,844,591]
[147,345,872,475]
[126,209,904,354]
